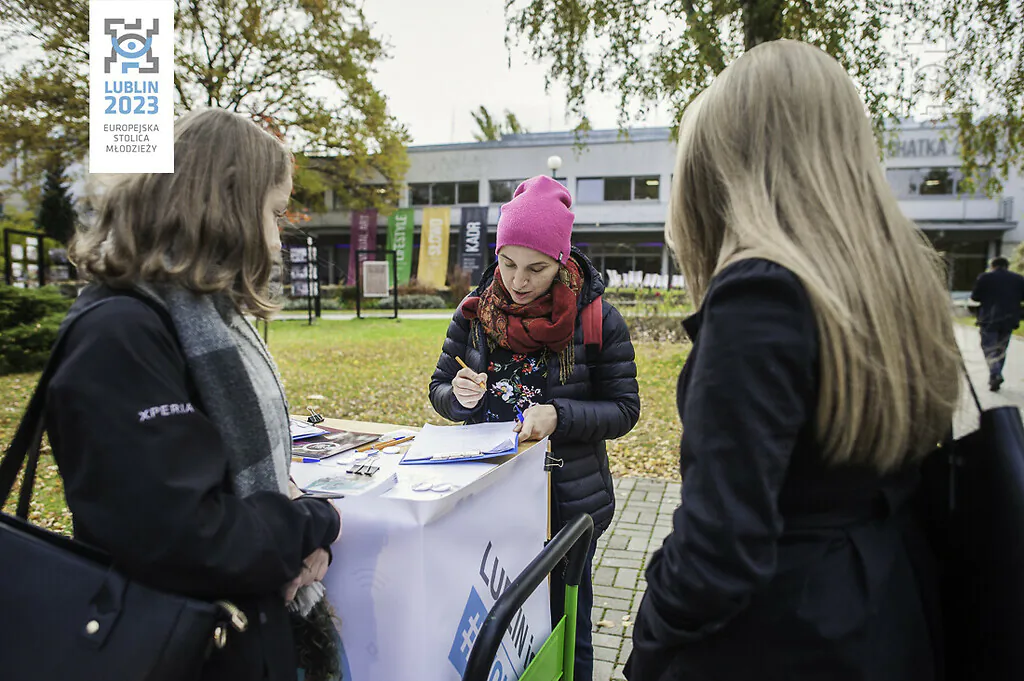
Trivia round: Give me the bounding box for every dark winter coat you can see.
[627,259,939,681]
[428,249,640,534]
[46,293,340,681]
[971,266,1024,332]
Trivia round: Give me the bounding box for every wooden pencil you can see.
[354,436,413,450]
[455,355,487,389]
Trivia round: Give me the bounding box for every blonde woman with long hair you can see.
[626,40,958,681]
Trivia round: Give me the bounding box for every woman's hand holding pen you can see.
[453,367,488,408]
[514,405,558,441]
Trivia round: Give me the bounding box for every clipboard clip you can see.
[306,406,325,424]
[347,460,380,476]
[544,455,563,471]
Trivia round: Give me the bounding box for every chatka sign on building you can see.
[888,135,959,159]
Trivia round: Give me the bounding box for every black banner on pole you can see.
[458,206,488,286]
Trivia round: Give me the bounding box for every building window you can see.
[634,176,660,200]
[409,181,480,206]
[955,167,994,197]
[885,169,922,197]
[576,176,663,203]
[577,178,604,204]
[456,181,480,204]
[886,166,993,198]
[919,168,954,195]
[410,183,431,206]
[432,182,456,205]
[490,179,523,204]
[604,177,632,201]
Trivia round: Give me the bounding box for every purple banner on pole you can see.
[347,209,378,285]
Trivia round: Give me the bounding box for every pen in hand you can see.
[455,355,487,390]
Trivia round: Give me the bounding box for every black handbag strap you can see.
[958,352,984,416]
[0,296,126,518]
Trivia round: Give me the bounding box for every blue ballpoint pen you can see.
[515,405,525,423]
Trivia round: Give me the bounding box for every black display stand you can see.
[4,229,46,288]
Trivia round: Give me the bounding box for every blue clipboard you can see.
[399,434,519,465]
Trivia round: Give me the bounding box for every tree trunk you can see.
[741,0,786,50]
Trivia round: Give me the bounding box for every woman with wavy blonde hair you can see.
[627,40,958,681]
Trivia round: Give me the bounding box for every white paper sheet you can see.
[402,422,519,463]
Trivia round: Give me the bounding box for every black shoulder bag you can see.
[0,297,246,681]
[918,356,1024,681]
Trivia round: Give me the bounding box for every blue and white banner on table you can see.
[89,1,175,174]
[307,440,550,681]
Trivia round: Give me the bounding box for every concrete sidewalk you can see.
[954,324,1024,433]
[273,311,456,321]
[592,325,1024,681]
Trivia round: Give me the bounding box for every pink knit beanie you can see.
[496,175,574,264]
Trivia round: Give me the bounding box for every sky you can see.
[360,0,676,145]
[0,0,949,170]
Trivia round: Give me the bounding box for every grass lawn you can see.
[2,318,688,533]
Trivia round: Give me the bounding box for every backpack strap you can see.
[582,296,603,368]
[582,296,603,351]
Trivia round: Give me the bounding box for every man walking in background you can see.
[971,257,1024,391]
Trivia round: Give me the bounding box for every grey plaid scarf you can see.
[67,284,325,616]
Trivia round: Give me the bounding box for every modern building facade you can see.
[268,122,1019,292]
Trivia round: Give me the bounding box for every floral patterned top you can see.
[484,348,548,423]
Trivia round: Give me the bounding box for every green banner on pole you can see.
[387,208,415,285]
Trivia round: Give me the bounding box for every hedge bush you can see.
[605,289,691,316]
[0,286,74,375]
[374,294,448,310]
[0,286,73,330]
[0,313,70,376]
[280,297,344,311]
[621,315,691,343]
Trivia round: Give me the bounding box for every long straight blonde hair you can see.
[668,40,959,472]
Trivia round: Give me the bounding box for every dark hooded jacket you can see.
[429,248,640,533]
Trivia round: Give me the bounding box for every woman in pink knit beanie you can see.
[429,175,641,681]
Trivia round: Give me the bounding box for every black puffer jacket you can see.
[429,249,640,533]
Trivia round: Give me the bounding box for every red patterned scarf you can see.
[462,258,584,358]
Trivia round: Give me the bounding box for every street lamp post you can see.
[547,155,562,179]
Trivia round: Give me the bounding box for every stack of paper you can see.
[400,422,519,465]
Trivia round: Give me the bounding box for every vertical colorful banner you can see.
[417,207,451,289]
[458,206,488,286]
[89,0,175,173]
[387,208,415,285]
[347,209,378,286]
